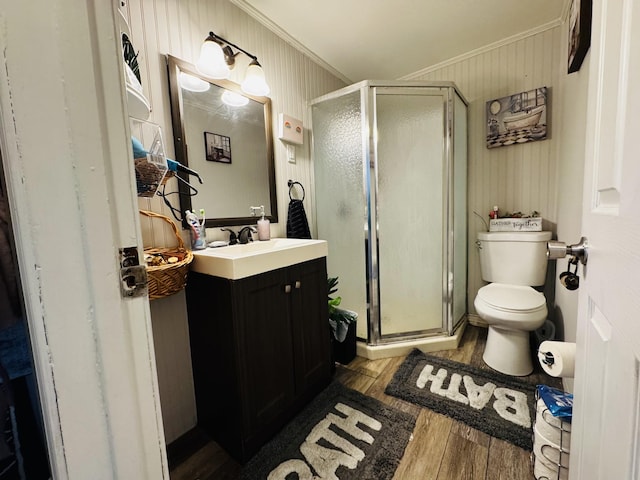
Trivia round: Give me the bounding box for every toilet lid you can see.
[477,283,546,311]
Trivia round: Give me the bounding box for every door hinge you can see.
[119,247,148,298]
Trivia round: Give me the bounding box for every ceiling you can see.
[231,0,570,83]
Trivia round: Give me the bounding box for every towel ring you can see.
[288,180,305,201]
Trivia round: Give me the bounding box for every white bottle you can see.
[185,210,206,249]
[256,206,270,241]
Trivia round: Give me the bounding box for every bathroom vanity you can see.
[185,239,331,461]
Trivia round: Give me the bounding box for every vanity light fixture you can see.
[196,31,270,97]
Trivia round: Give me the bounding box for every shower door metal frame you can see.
[309,80,468,347]
[362,84,380,342]
[364,81,468,345]
[449,89,469,337]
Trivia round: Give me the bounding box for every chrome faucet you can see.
[238,226,257,244]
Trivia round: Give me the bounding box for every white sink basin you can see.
[191,238,328,279]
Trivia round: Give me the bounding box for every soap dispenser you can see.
[251,205,270,241]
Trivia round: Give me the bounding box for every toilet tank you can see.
[477,231,552,286]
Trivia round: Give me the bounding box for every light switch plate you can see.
[287,144,296,164]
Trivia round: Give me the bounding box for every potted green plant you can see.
[328,277,358,364]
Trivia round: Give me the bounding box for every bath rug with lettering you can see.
[240,381,416,480]
[385,349,537,450]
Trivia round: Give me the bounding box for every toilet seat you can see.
[477,283,546,313]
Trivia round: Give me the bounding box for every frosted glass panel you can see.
[375,89,445,335]
[312,92,368,339]
[452,93,468,329]
[312,82,467,345]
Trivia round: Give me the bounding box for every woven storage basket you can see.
[140,210,193,300]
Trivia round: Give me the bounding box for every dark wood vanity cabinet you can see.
[185,257,331,462]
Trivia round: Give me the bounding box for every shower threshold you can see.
[356,319,467,360]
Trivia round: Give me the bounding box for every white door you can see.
[569,0,640,478]
[0,1,168,478]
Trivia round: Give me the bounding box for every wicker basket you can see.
[140,210,193,300]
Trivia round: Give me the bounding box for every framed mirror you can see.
[166,54,277,227]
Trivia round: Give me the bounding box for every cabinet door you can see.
[288,258,331,398]
[233,269,295,437]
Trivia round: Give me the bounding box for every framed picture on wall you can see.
[204,132,232,164]
[485,87,548,149]
[568,0,592,74]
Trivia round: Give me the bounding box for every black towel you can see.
[286,199,311,239]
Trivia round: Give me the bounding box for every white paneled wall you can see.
[121,0,345,442]
[126,0,345,242]
[404,27,563,318]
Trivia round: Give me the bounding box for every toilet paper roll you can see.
[538,341,576,378]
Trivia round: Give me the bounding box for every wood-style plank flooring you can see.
[169,325,562,480]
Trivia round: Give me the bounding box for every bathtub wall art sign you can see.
[486,86,548,149]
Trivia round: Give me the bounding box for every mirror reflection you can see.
[167,55,277,227]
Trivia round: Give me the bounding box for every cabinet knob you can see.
[284,284,292,293]
[295,280,301,289]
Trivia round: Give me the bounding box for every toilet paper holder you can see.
[540,350,555,366]
[547,236,588,265]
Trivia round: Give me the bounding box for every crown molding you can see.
[229,0,352,84]
[400,18,564,80]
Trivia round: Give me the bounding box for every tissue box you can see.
[489,217,542,232]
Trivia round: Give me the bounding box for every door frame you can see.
[0,0,168,477]
[569,0,640,477]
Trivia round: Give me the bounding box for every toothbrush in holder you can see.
[198,208,206,245]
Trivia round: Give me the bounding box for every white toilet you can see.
[474,231,552,376]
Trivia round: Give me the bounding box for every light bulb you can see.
[241,61,270,96]
[196,37,230,79]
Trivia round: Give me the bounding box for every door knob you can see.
[547,236,588,265]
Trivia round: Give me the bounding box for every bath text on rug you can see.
[416,364,531,428]
[268,402,382,480]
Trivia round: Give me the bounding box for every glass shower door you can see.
[312,89,369,340]
[374,88,447,338]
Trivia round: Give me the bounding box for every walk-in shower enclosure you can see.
[311,81,468,346]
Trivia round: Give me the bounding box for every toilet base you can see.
[483,326,533,376]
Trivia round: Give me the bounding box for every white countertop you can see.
[191,238,328,279]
